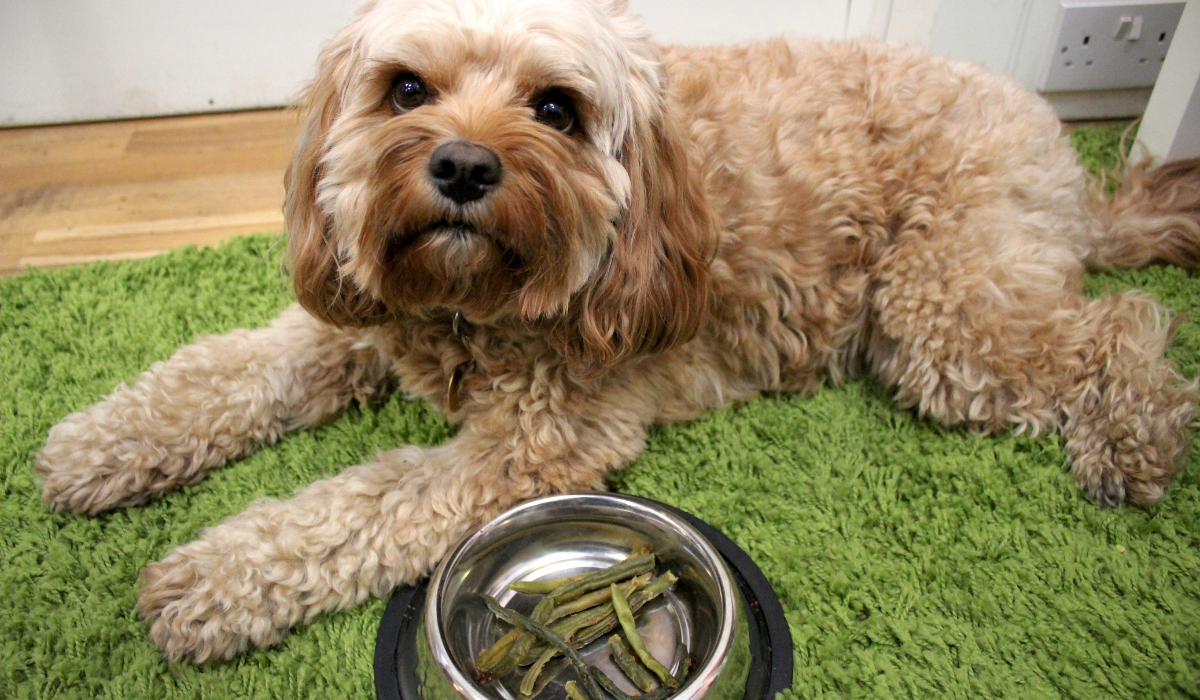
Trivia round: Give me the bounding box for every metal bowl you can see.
[415,493,751,700]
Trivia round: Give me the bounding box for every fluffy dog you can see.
[35,0,1200,663]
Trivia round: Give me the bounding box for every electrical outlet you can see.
[1041,0,1184,92]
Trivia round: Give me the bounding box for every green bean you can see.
[483,634,538,680]
[483,595,606,700]
[554,601,617,637]
[482,554,659,675]
[610,584,678,689]
[476,628,522,673]
[564,573,678,653]
[548,573,651,623]
[513,609,609,668]
[478,593,560,678]
[518,647,558,697]
[588,666,635,700]
[520,578,643,691]
[518,572,676,665]
[486,597,573,679]
[518,572,679,665]
[531,595,558,623]
[589,669,673,700]
[545,553,655,606]
[626,572,678,610]
[483,600,561,681]
[513,572,651,689]
[564,681,589,700]
[607,635,658,692]
[673,654,693,685]
[508,573,587,595]
[482,638,532,680]
[633,687,675,700]
[481,566,679,688]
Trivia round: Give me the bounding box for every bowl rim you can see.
[423,492,742,700]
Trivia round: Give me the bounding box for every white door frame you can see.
[1136,0,1200,161]
[846,0,942,46]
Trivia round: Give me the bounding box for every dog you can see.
[34,0,1200,664]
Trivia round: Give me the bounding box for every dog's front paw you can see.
[1066,381,1195,507]
[35,402,183,515]
[138,541,285,664]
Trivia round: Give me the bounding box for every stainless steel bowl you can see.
[415,493,751,700]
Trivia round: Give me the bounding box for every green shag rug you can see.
[4,124,1200,699]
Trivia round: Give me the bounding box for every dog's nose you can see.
[428,141,503,204]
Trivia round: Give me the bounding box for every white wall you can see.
[928,0,1188,120]
[630,0,848,45]
[0,0,856,127]
[0,0,360,126]
[5,0,1177,126]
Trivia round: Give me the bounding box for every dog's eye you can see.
[533,91,576,133]
[390,72,429,114]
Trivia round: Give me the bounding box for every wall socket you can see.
[1041,0,1184,92]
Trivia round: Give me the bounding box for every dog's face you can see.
[285,0,717,366]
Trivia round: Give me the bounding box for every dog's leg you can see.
[35,304,391,514]
[135,393,647,663]
[1060,294,1196,505]
[869,228,1197,506]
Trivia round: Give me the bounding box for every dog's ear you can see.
[558,100,718,368]
[285,29,390,327]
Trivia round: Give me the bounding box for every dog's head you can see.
[285,0,717,366]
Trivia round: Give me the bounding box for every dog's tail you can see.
[1086,155,1200,269]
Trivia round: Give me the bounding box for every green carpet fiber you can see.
[4,126,1200,699]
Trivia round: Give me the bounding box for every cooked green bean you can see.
[481,648,522,681]
[545,553,655,605]
[554,601,617,636]
[483,595,606,700]
[588,666,635,700]
[478,592,560,675]
[566,573,678,653]
[564,681,589,700]
[632,686,675,700]
[496,571,667,677]
[522,572,679,663]
[482,557,651,678]
[626,572,678,610]
[531,595,558,623]
[590,669,674,700]
[518,572,678,665]
[611,584,678,689]
[516,585,633,691]
[487,596,605,679]
[608,635,658,692]
[484,630,543,680]
[518,647,558,697]
[508,573,588,595]
[477,628,521,673]
[512,608,609,669]
[513,573,651,688]
[548,573,651,622]
[479,591,563,678]
[480,560,684,697]
[673,654,693,685]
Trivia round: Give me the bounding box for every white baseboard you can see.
[1039,88,1152,121]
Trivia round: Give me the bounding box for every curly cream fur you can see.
[35,0,1200,664]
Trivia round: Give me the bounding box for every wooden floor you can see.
[0,109,300,275]
[0,109,1109,277]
